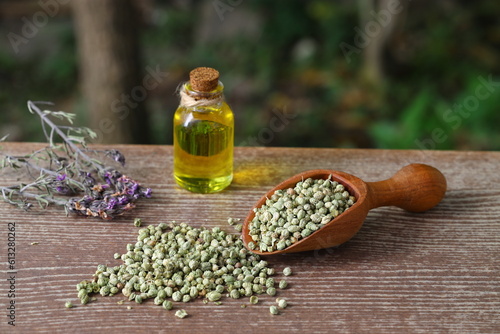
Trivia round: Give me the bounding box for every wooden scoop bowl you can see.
[242,163,447,255]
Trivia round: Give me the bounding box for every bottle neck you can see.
[179,82,224,109]
[185,82,224,99]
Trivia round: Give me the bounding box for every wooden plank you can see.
[0,143,499,333]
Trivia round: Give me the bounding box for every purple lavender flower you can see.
[126,182,139,195]
[106,150,126,166]
[102,169,122,186]
[142,188,152,198]
[106,197,118,210]
[117,195,129,205]
[49,175,74,195]
[80,172,96,187]
[82,195,93,205]
[103,172,112,185]
[65,171,149,219]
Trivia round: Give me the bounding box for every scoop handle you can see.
[366,163,447,212]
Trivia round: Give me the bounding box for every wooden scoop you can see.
[242,163,447,255]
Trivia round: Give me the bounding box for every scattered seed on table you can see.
[278,299,288,309]
[75,221,292,317]
[175,309,188,318]
[227,217,240,225]
[133,218,142,227]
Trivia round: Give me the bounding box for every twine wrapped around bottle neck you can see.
[179,84,224,108]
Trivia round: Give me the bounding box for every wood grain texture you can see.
[0,143,499,333]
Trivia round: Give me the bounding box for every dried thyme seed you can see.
[283,267,292,276]
[65,301,73,309]
[228,217,243,232]
[76,222,280,313]
[162,300,173,310]
[230,289,240,299]
[277,298,288,309]
[207,291,221,302]
[80,295,90,305]
[172,291,182,302]
[270,305,279,315]
[175,309,188,319]
[266,287,277,296]
[249,296,258,304]
[227,217,240,226]
[133,218,142,227]
[248,176,356,252]
[279,280,288,289]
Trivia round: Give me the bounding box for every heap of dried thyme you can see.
[0,101,151,219]
[76,222,291,314]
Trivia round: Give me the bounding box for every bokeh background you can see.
[1,0,499,149]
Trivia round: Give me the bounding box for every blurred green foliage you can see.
[0,0,498,150]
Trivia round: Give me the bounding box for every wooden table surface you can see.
[0,143,499,333]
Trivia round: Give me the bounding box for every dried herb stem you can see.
[1,187,67,207]
[27,101,103,172]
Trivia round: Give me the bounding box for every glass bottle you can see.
[173,67,234,193]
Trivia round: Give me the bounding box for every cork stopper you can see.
[189,67,220,92]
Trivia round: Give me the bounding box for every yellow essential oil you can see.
[173,67,234,193]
